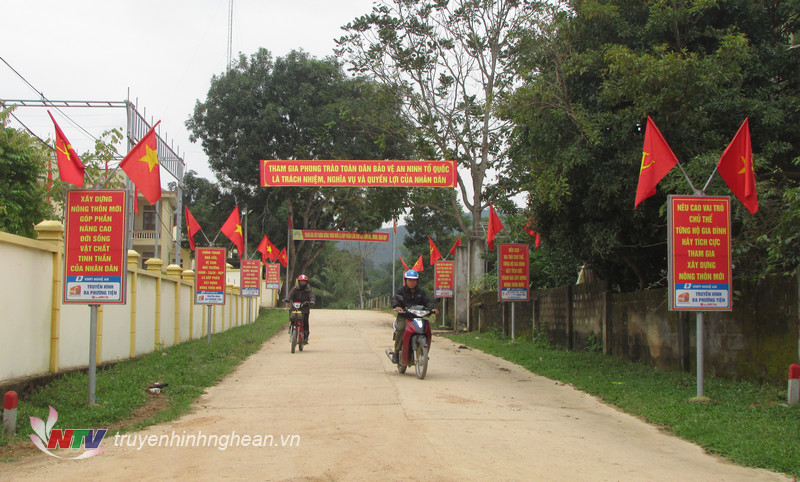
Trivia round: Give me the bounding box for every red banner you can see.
[498,244,530,302]
[292,230,389,242]
[240,259,261,297]
[261,160,457,187]
[195,248,226,305]
[668,196,732,311]
[265,263,281,289]
[434,261,454,298]
[63,190,127,304]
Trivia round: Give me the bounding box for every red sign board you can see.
[240,259,261,297]
[265,263,281,290]
[668,196,732,311]
[434,261,454,298]
[261,160,457,187]
[292,230,389,242]
[498,244,530,302]
[195,248,226,305]
[63,190,127,304]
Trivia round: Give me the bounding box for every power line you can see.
[0,55,103,143]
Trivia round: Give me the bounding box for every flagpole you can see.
[676,162,702,195]
[392,220,396,296]
[701,167,718,193]
[285,216,291,300]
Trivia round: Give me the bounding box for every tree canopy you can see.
[187,49,415,279]
[503,0,800,290]
[0,107,50,238]
[336,0,545,285]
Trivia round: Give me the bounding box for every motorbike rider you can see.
[286,274,315,343]
[389,270,438,363]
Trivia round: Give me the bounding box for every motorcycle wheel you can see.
[290,327,297,353]
[415,344,429,379]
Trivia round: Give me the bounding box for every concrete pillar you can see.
[166,264,182,344]
[183,270,195,339]
[454,244,469,331]
[35,220,64,374]
[128,250,140,358]
[146,258,163,349]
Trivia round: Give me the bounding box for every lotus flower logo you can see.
[29,406,106,459]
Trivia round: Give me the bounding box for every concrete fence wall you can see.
[0,221,280,387]
[470,278,800,383]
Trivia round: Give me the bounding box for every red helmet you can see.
[297,274,308,281]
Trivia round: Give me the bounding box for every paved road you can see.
[4,309,790,480]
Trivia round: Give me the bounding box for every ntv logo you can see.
[29,406,107,459]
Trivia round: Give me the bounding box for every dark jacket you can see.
[391,284,436,311]
[287,284,315,313]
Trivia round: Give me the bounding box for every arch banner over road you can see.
[260,160,457,187]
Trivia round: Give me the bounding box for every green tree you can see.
[0,107,50,237]
[187,49,414,279]
[337,0,545,286]
[504,0,800,290]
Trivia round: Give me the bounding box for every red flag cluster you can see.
[256,235,278,263]
[635,116,757,214]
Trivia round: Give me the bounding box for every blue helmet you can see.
[404,270,419,280]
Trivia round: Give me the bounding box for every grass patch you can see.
[447,330,800,478]
[0,308,286,459]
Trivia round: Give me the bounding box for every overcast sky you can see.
[1,0,379,182]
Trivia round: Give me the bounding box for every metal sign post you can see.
[88,305,99,404]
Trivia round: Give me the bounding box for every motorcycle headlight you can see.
[408,308,427,317]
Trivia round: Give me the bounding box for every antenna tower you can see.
[227,0,234,69]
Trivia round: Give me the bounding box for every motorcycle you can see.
[385,304,434,379]
[287,300,309,353]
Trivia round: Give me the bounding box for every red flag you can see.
[393,219,397,234]
[634,117,679,209]
[120,121,162,204]
[399,255,409,271]
[429,236,442,266]
[487,204,504,251]
[524,220,541,250]
[412,255,424,272]
[717,118,757,214]
[220,206,245,256]
[47,111,85,188]
[256,235,278,263]
[184,206,202,251]
[448,237,462,256]
[277,247,288,267]
[288,214,293,231]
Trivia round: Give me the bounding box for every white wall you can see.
[0,227,257,385]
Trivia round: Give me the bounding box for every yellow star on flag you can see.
[235,224,243,235]
[738,155,750,175]
[138,145,159,172]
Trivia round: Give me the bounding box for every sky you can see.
[1,0,380,183]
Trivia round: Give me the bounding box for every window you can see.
[143,209,156,230]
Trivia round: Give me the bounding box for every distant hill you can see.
[337,225,407,268]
